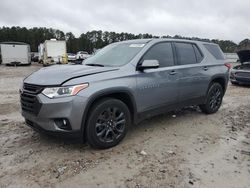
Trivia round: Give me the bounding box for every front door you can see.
[135,42,179,114]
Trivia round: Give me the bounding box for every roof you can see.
[119,38,214,45]
[120,39,152,43]
[0,41,29,45]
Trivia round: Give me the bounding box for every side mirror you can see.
[138,60,159,71]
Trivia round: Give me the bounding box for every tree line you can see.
[0,26,242,53]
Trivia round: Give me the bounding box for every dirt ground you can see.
[0,64,250,188]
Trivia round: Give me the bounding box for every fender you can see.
[207,74,228,95]
[80,87,138,138]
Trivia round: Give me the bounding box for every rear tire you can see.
[199,83,223,114]
[86,98,131,149]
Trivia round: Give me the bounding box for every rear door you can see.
[136,42,179,113]
[173,42,209,104]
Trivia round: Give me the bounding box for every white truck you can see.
[40,39,67,66]
[76,51,91,60]
[38,43,44,63]
[0,42,31,65]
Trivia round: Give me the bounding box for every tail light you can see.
[224,63,232,70]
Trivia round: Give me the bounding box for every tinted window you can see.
[142,42,174,67]
[204,44,225,60]
[175,43,197,65]
[193,45,203,63]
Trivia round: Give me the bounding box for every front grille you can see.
[23,83,44,94]
[21,83,43,115]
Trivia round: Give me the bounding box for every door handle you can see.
[203,66,208,71]
[169,70,177,75]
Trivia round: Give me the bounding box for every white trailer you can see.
[42,39,67,65]
[38,43,44,63]
[0,42,31,65]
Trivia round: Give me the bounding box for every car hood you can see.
[237,50,250,64]
[233,64,250,71]
[24,65,118,86]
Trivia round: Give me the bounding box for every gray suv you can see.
[20,39,229,149]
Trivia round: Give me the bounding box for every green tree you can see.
[0,26,244,53]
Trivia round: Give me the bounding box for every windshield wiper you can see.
[85,63,104,67]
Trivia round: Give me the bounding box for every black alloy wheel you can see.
[86,98,131,149]
[208,87,222,110]
[95,107,126,143]
[200,83,223,114]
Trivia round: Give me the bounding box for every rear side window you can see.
[175,43,197,65]
[204,44,225,60]
[142,42,174,67]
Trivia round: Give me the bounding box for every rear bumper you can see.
[230,71,250,84]
[230,76,250,84]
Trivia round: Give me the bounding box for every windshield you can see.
[84,43,145,67]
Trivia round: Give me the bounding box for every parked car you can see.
[76,51,90,60]
[67,53,77,62]
[20,39,229,149]
[230,50,250,85]
[31,52,39,62]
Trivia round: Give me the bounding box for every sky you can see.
[0,0,249,43]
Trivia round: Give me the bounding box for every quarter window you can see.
[142,42,174,67]
[204,44,225,60]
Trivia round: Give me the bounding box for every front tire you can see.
[86,98,131,149]
[199,83,223,114]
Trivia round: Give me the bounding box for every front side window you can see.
[141,42,174,67]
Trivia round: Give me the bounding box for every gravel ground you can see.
[0,64,250,188]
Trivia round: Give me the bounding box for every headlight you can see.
[42,83,89,98]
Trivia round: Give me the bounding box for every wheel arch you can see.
[80,88,137,140]
[208,76,227,94]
